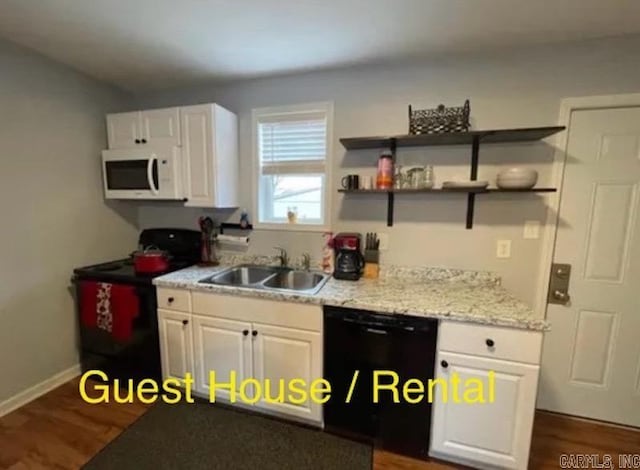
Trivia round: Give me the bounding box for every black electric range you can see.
[72,228,201,383]
[74,228,201,285]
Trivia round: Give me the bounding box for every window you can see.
[253,102,332,229]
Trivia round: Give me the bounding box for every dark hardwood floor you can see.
[1,378,638,469]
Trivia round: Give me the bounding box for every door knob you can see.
[242,329,249,336]
[252,330,258,337]
[440,360,449,369]
[135,139,141,144]
[182,319,189,326]
[141,138,147,143]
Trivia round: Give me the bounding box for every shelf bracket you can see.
[466,193,475,229]
[385,138,397,226]
[466,136,481,229]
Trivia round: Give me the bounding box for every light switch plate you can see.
[523,220,541,239]
[377,233,389,251]
[496,240,512,259]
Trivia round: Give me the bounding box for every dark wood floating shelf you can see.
[338,125,565,229]
[340,126,565,150]
[338,188,557,194]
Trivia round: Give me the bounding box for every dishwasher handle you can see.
[324,307,438,333]
[333,312,421,333]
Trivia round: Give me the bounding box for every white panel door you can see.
[539,107,640,426]
[106,111,140,149]
[192,314,252,402]
[157,309,193,383]
[181,104,215,207]
[431,352,539,469]
[252,323,322,423]
[141,107,181,146]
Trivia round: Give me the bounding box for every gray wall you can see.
[135,35,640,309]
[0,39,138,402]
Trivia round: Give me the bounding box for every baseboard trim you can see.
[0,364,81,418]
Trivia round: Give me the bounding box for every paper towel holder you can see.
[219,222,254,235]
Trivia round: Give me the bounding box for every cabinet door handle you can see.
[167,297,175,303]
[486,338,495,347]
[242,329,249,336]
[135,139,141,144]
[141,138,147,144]
[182,319,189,326]
[252,330,258,337]
[440,360,449,369]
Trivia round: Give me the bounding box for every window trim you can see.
[252,102,333,232]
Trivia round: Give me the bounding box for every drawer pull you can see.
[486,339,495,348]
[440,360,449,369]
[167,297,175,303]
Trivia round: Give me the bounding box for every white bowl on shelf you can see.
[496,168,538,189]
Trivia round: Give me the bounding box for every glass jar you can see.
[393,165,404,189]
[424,165,435,189]
[407,167,426,189]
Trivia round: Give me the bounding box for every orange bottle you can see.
[376,152,394,189]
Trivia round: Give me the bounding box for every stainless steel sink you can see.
[263,271,327,294]
[199,264,329,295]
[208,265,277,286]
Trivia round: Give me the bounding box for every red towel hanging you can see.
[80,281,138,342]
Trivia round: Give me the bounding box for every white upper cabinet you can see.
[106,107,180,148]
[140,107,181,147]
[105,104,239,208]
[181,104,239,208]
[106,111,140,149]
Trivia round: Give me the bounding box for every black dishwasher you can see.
[323,306,438,459]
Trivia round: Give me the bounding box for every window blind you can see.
[259,114,326,175]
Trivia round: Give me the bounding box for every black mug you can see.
[341,174,360,190]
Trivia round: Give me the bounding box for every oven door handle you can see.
[147,154,159,195]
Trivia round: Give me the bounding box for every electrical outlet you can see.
[377,233,389,251]
[496,240,512,259]
[523,220,540,239]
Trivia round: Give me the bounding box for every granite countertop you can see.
[153,258,547,331]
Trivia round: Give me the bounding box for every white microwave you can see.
[102,146,183,200]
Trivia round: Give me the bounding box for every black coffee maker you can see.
[333,233,365,281]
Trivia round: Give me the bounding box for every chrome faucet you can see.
[273,247,289,267]
[301,253,311,271]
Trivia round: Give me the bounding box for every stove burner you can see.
[94,262,125,272]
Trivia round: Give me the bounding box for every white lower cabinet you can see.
[252,322,322,421]
[157,309,193,383]
[430,321,542,469]
[157,289,323,425]
[192,314,252,402]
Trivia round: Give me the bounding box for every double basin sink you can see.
[199,264,330,295]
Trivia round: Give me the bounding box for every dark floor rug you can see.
[83,401,372,469]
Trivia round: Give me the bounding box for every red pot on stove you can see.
[132,247,170,273]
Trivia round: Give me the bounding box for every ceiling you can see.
[1,0,640,91]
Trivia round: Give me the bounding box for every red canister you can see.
[376,152,394,189]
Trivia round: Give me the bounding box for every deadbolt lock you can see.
[548,263,571,305]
